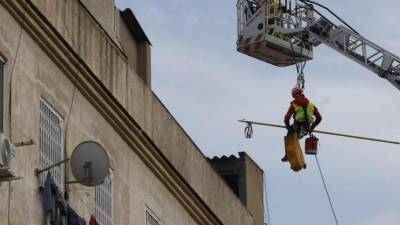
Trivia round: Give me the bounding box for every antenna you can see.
[68,141,110,187]
[35,141,110,187]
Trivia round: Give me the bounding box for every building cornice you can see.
[1,1,223,224]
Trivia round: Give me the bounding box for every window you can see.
[95,170,113,225]
[39,100,64,191]
[145,209,160,225]
[0,57,4,132]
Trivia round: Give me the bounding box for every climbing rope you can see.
[315,155,339,225]
[288,29,307,89]
[295,61,307,89]
[244,121,254,139]
[263,173,272,225]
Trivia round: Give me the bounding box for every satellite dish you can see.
[70,141,110,187]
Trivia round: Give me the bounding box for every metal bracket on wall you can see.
[15,139,34,147]
[35,158,70,177]
[0,176,22,184]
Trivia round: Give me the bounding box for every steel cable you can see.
[315,155,339,225]
[299,0,359,34]
[263,173,272,225]
[295,61,307,88]
[238,120,400,145]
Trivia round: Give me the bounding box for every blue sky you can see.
[116,1,400,225]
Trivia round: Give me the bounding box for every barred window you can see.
[39,100,64,191]
[145,209,160,225]
[95,171,113,225]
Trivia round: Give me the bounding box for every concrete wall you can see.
[241,153,265,225]
[0,7,198,225]
[80,0,117,41]
[29,0,120,47]
[208,153,265,225]
[119,13,151,87]
[0,1,258,225]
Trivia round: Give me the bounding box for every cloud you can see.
[361,210,400,225]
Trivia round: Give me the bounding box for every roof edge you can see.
[239,152,264,173]
[120,8,152,45]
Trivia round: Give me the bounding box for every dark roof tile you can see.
[120,8,151,45]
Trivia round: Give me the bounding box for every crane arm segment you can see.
[236,0,400,90]
[307,18,400,90]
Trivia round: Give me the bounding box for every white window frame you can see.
[95,170,114,225]
[145,207,161,225]
[39,99,65,191]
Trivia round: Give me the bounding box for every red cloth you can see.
[89,215,97,225]
[284,95,322,130]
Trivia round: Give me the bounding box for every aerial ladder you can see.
[237,0,400,172]
[237,0,400,90]
[237,2,399,221]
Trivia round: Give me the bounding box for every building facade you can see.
[208,152,265,225]
[0,1,264,225]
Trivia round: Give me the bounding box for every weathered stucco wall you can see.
[0,6,199,224]
[0,1,258,225]
[242,153,265,225]
[80,0,118,42]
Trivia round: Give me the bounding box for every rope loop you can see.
[296,61,307,89]
[244,122,254,139]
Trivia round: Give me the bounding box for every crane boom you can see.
[236,0,400,90]
[308,18,400,90]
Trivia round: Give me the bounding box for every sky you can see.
[116,1,400,225]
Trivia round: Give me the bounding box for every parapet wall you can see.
[24,1,256,225]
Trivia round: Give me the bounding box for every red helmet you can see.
[291,87,304,97]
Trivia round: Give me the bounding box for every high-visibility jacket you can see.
[271,0,280,5]
[292,102,315,124]
[268,0,281,19]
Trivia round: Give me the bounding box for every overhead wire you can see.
[298,0,359,34]
[289,0,361,90]
[263,173,272,225]
[315,155,339,225]
[238,120,400,145]
[241,2,374,225]
[241,2,385,224]
[8,25,24,225]
[241,118,343,224]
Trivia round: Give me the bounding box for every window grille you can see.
[39,100,64,191]
[95,170,113,225]
[145,209,160,225]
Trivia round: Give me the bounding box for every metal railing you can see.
[308,19,400,90]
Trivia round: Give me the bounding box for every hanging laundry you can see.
[67,207,86,225]
[43,172,67,225]
[89,215,99,225]
[43,172,58,211]
[43,172,86,225]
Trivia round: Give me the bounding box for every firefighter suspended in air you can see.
[282,87,322,162]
